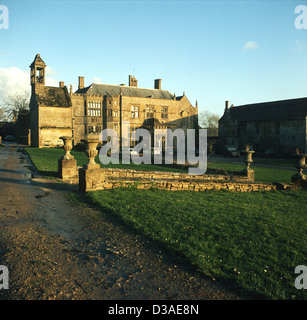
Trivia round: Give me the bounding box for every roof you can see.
[221,97,307,122]
[30,54,46,68]
[75,83,175,100]
[36,86,72,108]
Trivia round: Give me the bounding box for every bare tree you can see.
[0,91,30,122]
[199,110,220,136]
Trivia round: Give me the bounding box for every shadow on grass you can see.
[36,170,59,178]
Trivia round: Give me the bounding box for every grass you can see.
[25,147,299,184]
[79,188,307,300]
[253,158,296,167]
[25,147,187,175]
[25,147,307,299]
[207,162,295,183]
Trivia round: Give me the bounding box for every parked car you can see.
[224,147,240,158]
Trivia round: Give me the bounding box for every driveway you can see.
[0,143,251,300]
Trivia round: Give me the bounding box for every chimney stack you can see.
[154,79,162,90]
[128,75,138,87]
[59,81,64,88]
[78,76,84,90]
[225,101,229,111]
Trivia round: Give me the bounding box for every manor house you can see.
[218,98,307,156]
[29,54,198,149]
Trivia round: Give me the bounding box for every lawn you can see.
[207,162,295,183]
[80,188,307,300]
[26,147,297,184]
[25,147,187,176]
[25,147,307,299]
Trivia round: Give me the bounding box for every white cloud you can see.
[45,66,58,77]
[243,41,259,51]
[0,66,58,98]
[0,67,30,98]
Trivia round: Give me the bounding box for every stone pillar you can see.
[58,136,78,181]
[79,139,101,192]
[241,144,255,181]
[291,148,306,183]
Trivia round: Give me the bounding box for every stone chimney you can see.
[225,101,229,111]
[59,81,64,88]
[78,76,84,90]
[128,75,138,87]
[154,79,162,90]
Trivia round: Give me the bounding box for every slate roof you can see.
[75,83,175,100]
[36,86,72,108]
[222,97,307,122]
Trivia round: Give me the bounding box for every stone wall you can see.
[78,167,276,192]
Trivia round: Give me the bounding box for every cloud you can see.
[243,41,259,51]
[45,66,58,77]
[0,67,30,98]
[0,66,58,98]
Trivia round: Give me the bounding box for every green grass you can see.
[25,147,187,175]
[207,162,295,183]
[79,188,307,300]
[26,147,298,184]
[26,147,307,299]
[253,158,296,167]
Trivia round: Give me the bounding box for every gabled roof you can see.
[221,97,307,122]
[36,86,72,108]
[75,83,175,100]
[30,54,46,68]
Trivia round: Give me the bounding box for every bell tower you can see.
[30,54,46,94]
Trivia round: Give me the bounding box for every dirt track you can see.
[0,143,251,300]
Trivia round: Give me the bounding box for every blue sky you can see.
[1,0,307,116]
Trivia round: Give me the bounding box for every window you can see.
[107,110,113,117]
[161,107,168,119]
[88,101,101,117]
[114,123,118,130]
[88,125,102,134]
[146,106,154,118]
[113,110,118,118]
[131,106,139,118]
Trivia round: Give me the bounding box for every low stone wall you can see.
[79,167,276,192]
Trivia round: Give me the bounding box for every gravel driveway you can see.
[0,143,252,300]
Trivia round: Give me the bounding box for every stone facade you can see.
[218,99,307,156]
[29,54,198,149]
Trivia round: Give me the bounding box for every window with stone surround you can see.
[88,125,102,134]
[161,107,168,119]
[87,101,101,117]
[146,106,154,118]
[131,106,139,118]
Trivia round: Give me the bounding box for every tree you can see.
[198,110,220,136]
[0,91,30,122]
